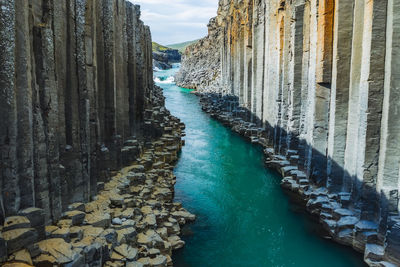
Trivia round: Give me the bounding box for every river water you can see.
[154,65,365,267]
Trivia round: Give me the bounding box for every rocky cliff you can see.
[0,1,195,266]
[152,42,181,70]
[0,0,156,225]
[177,0,400,265]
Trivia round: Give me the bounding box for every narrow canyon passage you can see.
[155,66,365,267]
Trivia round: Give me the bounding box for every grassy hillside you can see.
[152,42,173,52]
[167,40,199,53]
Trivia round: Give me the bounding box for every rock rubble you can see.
[198,92,400,267]
[1,107,195,266]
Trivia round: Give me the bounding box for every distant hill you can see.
[152,42,181,70]
[152,42,173,53]
[167,40,199,53]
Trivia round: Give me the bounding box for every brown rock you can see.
[114,244,138,260]
[12,249,33,265]
[36,238,79,265]
[62,210,86,226]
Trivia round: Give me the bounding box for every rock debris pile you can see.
[1,107,195,266]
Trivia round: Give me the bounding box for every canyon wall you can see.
[177,0,400,265]
[0,0,155,225]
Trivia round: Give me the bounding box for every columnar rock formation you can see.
[177,0,400,265]
[0,0,154,225]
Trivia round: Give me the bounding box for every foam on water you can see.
[154,76,175,84]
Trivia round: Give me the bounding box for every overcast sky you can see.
[129,0,219,45]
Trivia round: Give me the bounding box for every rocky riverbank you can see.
[0,87,195,266]
[197,93,399,267]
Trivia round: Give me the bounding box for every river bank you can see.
[1,85,196,267]
[195,93,389,266]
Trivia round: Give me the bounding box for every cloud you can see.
[128,0,219,45]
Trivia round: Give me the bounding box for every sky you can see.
[129,0,219,45]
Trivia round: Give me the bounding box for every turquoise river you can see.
[154,65,365,267]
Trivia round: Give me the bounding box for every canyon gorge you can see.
[0,0,400,266]
[0,0,194,266]
[176,0,400,266]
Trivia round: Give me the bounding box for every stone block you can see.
[3,216,31,232]
[3,228,38,254]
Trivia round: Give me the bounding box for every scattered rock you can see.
[3,228,38,254]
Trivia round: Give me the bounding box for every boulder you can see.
[35,238,80,265]
[149,255,167,267]
[18,208,45,239]
[12,249,33,265]
[63,211,86,226]
[114,244,138,261]
[3,228,38,254]
[85,212,111,228]
[137,230,164,248]
[116,227,137,244]
[3,216,31,232]
[167,235,185,250]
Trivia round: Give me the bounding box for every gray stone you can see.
[3,216,31,231]
[3,228,38,254]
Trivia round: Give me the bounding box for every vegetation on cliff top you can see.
[167,40,199,53]
[152,42,173,52]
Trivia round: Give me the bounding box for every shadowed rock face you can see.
[177,0,400,265]
[0,0,155,224]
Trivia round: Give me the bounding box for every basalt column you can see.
[176,0,400,264]
[0,0,155,224]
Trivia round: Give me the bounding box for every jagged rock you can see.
[126,261,144,267]
[167,235,185,250]
[35,238,80,265]
[112,218,123,225]
[336,216,359,231]
[63,211,86,226]
[50,227,70,242]
[170,211,195,222]
[69,227,83,240]
[365,243,384,262]
[81,226,104,238]
[100,229,118,244]
[85,212,111,228]
[137,257,151,267]
[110,196,125,207]
[332,208,354,220]
[143,214,157,227]
[45,226,58,237]
[18,208,45,239]
[11,249,33,265]
[3,216,31,232]
[116,227,137,244]
[3,228,38,254]
[57,219,73,228]
[137,230,164,248]
[114,244,138,261]
[67,203,85,212]
[150,255,167,267]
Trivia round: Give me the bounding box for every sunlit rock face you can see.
[0,0,155,224]
[177,0,400,265]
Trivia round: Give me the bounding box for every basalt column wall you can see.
[177,0,400,264]
[0,0,154,224]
